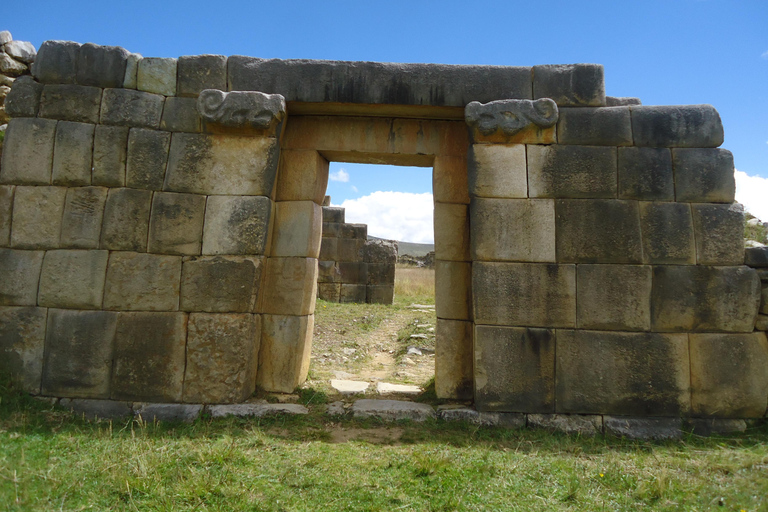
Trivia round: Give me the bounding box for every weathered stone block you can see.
[125,128,171,190]
[180,256,263,313]
[0,249,44,306]
[159,97,201,133]
[527,414,603,436]
[606,96,641,106]
[164,133,279,196]
[577,265,652,331]
[340,223,367,239]
[432,155,469,205]
[317,283,340,302]
[533,64,605,107]
[31,40,80,84]
[557,107,632,145]
[147,192,206,255]
[367,263,395,286]
[75,43,129,88]
[100,88,165,129]
[672,148,735,203]
[651,265,761,332]
[137,57,177,96]
[433,203,469,262]
[363,239,397,264]
[475,326,555,412]
[0,306,46,393]
[41,309,117,398]
[691,203,744,265]
[123,53,141,89]
[59,398,132,420]
[639,202,695,264]
[322,222,341,238]
[275,149,329,203]
[133,403,202,422]
[38,250,108,309]
[322,206,345,223]
[0,186,12,246]
[340,284,367,303]
[756,314,768,331]
[272,201,322,258]
[604,417,682,440]
[617,147,674,201]
[103,252,182,311]
[338,261,368,284]
[184,313,260,403]
[366,285,394,304]
[473,262,575,327]
[528,145,617,198]
[261,257,318,315]
[0,52,27,77]
[201,195,272,255]
[317,260,340,283]
[177,54,227,97]
[100,188,151,251]
[319,237,337,261]
[745,247,768,268]
[630,105,724,148]
[92,125,129,187]
[111,312,187,402]
[467,144,527,198]
[555,199,643,263]
[470,198,555,262]
[0,118,57,185]
[556,330,690,416]
[435,260,472,321]
[465,98,558,144]
[435,319,473,400]
[257,314,314,393]
[686,418,747,437]
[336,238,364,262]
[690,333,768,418]
[4,75,43,117]
[39,84,102,124]
[60,187,108,249]
[11,186,66,249]
[198,90,286,135]
[52,121,94,186]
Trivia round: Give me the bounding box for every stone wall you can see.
[746,247,768,332]
[0,31,37,158]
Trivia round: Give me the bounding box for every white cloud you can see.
[329,169,349,182]
[351,185,358,193]
[762,50,768,60]
[735,170,768,221]
[336,191,434,243]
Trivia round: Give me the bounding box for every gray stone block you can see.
[322,222,341,238]
[4,41,36,64]
[39,84,102,124]
[111,312,187,402]
[271,200,322,258]
[322,206,344,223]
[557,107,632,145]
[527,414,603,436]
[0,306,47,393]
[340,284,367,303]
[148,192,206,255]
[339,223,367,239]
[555,199,643,263]
[60,187,108,249]
[434,319,473,400]
[363,239,397,264]
[366,285,394,304]
[351,399,436,422]
[0,31,10,45]
[336,238,364,262]
[475,326,555,413]
[11,186,66,249]
[672,148,735,203]
[0,118,57,185]
[477,412,527,428]
[533,64,605,107]
[0,249,44,306]
[605,96,641,106]
[338,261,368,284]
[197,90,286,134]
[604,417,682,440]
[577,264,652,331]
[317,260,340,283]
[318,237,337,261]
[756,314,768,331]
[59,398,132,420]
[201,195,272,255]
[31,40,80,84]
[41,309,117,398]
[159,97,201,133]
[464,98,558,143]
[686,418,747,436]
[123,53,141,89]
[528,145,617,199]
[437,406,480,423]
[137,57,177,96]
[177,54,227,97]
[631,104,724,148]
[4,75,43,117]
[0,52,27,76]
[639,202,695,264]
[92,125,129,187]
[435,260,471,320]
[691,203,744,265]
[617,147,674,201]
[126,128,171,190]
[472,262,576,327]
[651,265,761,332]
[100,188,152,251]
[52,121,94,186]
[100,88,165,129]
[0,185,13,246]
[134,403,202,423]
[557,330,691,416]
[367,263,395,286]
[75,43,129,88]
[38,249,109,309]
[467,144,527,199]
[103,252,182,311]
[180,256,263,313]
[317,283,340,302]
[208,403,309,418]
[745,247,768,267]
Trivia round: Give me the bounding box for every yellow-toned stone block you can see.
[257,314,314,392]
[260,257,318,315]
[468,144,527,198]
[271,200,322,258]
[276,149,330,203]
[433,155,469,204]
[434,202,470,261]
[435,260,471,320]
[435,319,473,400]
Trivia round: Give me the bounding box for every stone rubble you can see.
[0,31,37,126]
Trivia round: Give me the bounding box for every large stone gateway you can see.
[0,40,766,422]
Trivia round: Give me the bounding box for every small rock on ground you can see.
[207,403,308,418]
[135,403,202,423]
[331,379,370,394]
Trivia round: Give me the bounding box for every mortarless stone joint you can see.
[197,89,286,130]
[465,98,559,136]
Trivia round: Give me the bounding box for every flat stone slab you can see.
[134,403,203,423]
[207,403,309,418]
[351,399,435,422]
[376,382,422,395]
[331,379,369,395]
[604,416,682,440]
[59,398,132,420]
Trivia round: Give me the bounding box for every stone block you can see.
[159,97,201,133]
[0,186,12,246]
[198,90,286,136]
[651,265,761,332]
[148,192,206,255]
[351,399,436,422]
[465,98,558,144]
[756,314,768,331]
[0,118,57,185]
[184,313,260,403]
[340,223,367,239]
[60,187,108,249]
[0,306,47,393]
[180,255,263,313]
[319,237,337,261]
[686,418,747,436]
[100,88,165,129]
[40,309,117,400]
[322,206,345,223]
[557,107,632,145]
[556,330,690,416]
[4,75,43,117]
[275,149,329,203]
[126,128,171,190]
[123,53,141,89]
[0,31,10,45]
[322,222,341,238]
[103,252,182,311]
[367,263,395,286]
[92,125,129,187]
[533,64,605,107]
[605,96,641,106]
[745,247,768,267]
[137,57,177,96]
[630,105,724,148]
[470,198,555,262]
[577,265,652,331]
[0,249,44,306]
[363,239,397,264]
[690,333,768,418]
[528,145,617,199]
[261,257,318,315]
[11,186,67,249]
[317,260,341,283]
[434,203,469,261]
[555,199,643,263]
[433,155,469,205]
[317,283,340,302]
[639,202,695,264]
[38,250,108,309]
[435,260,472,321]
[475,326,555,412]
[75,43,129,88]
[52,121,94,186]
[366,285,394,304]
[435,319,473,400]
[0,52,27,77]
[201,195,272,255]
[100,188,152,251]
[39,84,102,124]
[177,54,227,97]
[208,403,308,418]
[257,314,314,393]
[134,403,202,423]
[672,148,735,203]
[59,398,132,420]
[472,262,575,327]
[604,417,682,440]
[338,261,368,284]
[617,147,674,201]
[467,144,527,198]
[691,203,744,265]
[336,238,364,262]
[340,284,367,303]
[111,312,187,402]
[31,40,80,84]
[271,201,322,258]
[164,133,279,196]
[527,414,603,436]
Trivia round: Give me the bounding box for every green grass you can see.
[745,212,768,245]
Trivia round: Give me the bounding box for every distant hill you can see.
[368,236,434,256]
